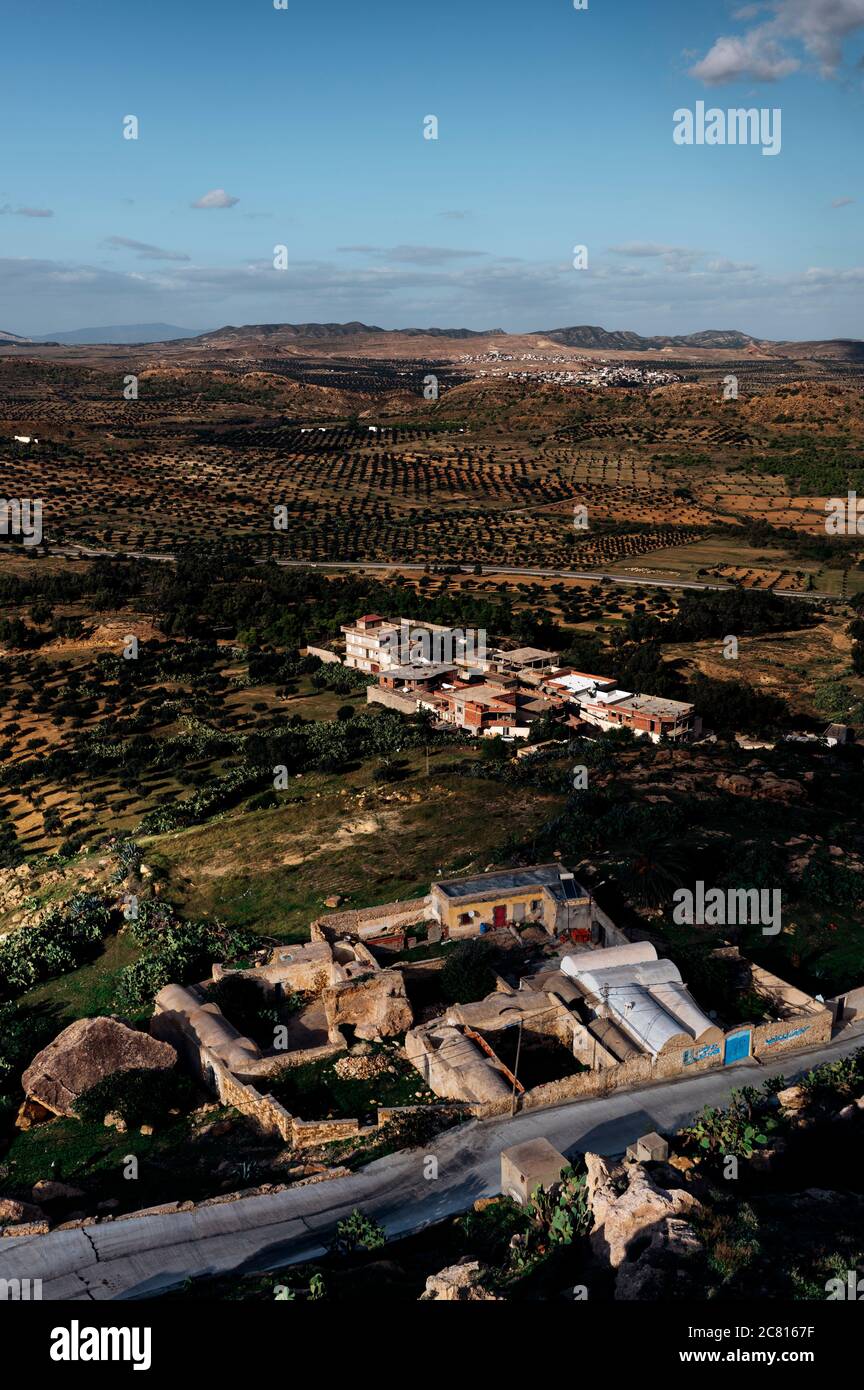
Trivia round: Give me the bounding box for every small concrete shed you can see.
[500,1137,568,1206]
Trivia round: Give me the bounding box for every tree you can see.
[441,939,497,1003]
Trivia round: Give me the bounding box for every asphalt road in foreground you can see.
[2,1027,861,1301]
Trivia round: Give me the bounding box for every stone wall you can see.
[591,901,631,948]
[291,1116,362,1148]
[239,1042,345,1078]
[367,687,420,716]
[751,1007,832,1059]
[749,959,825,1018]
[312,896,432,940]
[828,983,864,1025]
[305,645,342,665]
[507,1006,832,1113]
[207,1056,294,1143]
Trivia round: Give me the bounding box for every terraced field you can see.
[2,357,862,585]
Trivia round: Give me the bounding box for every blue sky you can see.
[1,0,862,336]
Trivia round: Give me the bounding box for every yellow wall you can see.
[434,887,554,932]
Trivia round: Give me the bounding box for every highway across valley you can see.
[48,546,837,601]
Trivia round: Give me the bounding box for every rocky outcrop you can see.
[419,1259,499,1301]
[0,1198,44,1226]
[323,969,412,1042]
[31,1181,84,1205]
[614,1217,703,1299]
[14,1097,55,1131]
[22,1017,177,1117]
[585,1152,704,1299]
[716,772,804,804]
[0,862,105,931]
[776,1084,807,1114]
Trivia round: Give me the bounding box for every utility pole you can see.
[510,1017,523,1117]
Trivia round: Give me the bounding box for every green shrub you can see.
[0,892,112,1002]
[440,939,497,1004]
[75,1066,194,1127]
[330,1208,386,1255]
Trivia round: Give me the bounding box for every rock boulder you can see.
[324,969,412,1041]
[22,1016,177,1117]
[419,1260,499,1301]
[0,1198,44,1226]
[585,1152,704,1299]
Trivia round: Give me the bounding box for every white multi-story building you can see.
[341,614,401,673]
[341,614,491,674]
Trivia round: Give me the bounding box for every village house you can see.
[433,679,556,737]
[579,690,699,742]
[493,646,560,675]
[341,613,400,673]
[405,935,832,1108]
[558,942,722,1061]
[309,861,616,949]
[367,662,563,737]
[429,864,594,942]
[144,862,836,1137]
[404,940,721,1105]
[341,613,492,675]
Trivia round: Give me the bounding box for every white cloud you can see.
[690,0,864,85]
[832,196,856,207]
[0,204,54,217]
[609,242,703,272]
[3,250,863,340]
[609,242,679,256]
[690,33,799,84]
[801,264,864,283]
[191,188,239,209]
[337,244,487,265]
[105,236,190,262]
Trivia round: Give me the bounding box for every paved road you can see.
[49,546,835,601]
[3,1027,861,1301]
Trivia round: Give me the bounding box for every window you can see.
[530,899,541,912]
[458,912,472,926]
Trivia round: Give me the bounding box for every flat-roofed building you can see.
[580,690,699,742]
[436,681,554,736]
[378,662,459,692]
[430,863,593,939]
[546,670,618,699]
[342,614,492,674]
[493,646,560,674]
[341,614,400,674]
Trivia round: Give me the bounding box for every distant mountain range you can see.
[2,321,862,359]
[537,326,760,351]
[196,321,500,342]
[20,324,197,345]
[180,322,864,357]
[195,322,767,350]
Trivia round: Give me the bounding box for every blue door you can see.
[724,1030,751,1064]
